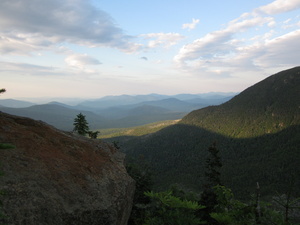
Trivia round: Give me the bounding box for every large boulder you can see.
[0,112,135,225]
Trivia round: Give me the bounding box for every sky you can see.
[0,0,300,100]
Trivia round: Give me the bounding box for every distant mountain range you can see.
[76,93,235,110]
[0,93,235,130]
[0,99,36,108]
[109,67,300,198]
[0,104,105,131]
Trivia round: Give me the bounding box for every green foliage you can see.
[211,185,255,225]
[73,113,90,135]
[197,142,223,224]
[204,142,222,188]
[181,67,300,139]
[145,191,201,210]
[211,185,288,225]
[169,185,199,203]
[73,114,101,139]
[0,89,5,94]
[115,122,300,200]
[99,120,178,139]
[106,68,300,223]
[0,143,15,150]
[87,130,99,139]
[144,190,205,225]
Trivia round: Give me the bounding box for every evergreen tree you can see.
[204,141,222,187]
[198,141,222,224]
[73,113,89,135]
[87,131,99,139]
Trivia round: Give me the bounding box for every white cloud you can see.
[140,33,184,49]
[182,18,200,30]
[65,54,101,68]
[0,0,138,54]
[281,17,300,29]
[175,28,300,79]
[173,0,300,78]
[254,30,300,67]
[174,15,273,65]
[257,0,300,15]
[0,31,63,55]
[0,61,61,76]
[228,15,274,32]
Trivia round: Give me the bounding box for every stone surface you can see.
[0,112,135,225]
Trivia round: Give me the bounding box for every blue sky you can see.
[1,0,300,99]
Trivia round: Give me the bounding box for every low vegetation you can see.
[126,143,300,224]
[98,120,179,139]
[104,67,300,224]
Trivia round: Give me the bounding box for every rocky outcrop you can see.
[0,112,135,225]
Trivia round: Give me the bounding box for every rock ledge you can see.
[0,112,135,225]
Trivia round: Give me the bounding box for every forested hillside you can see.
[109,67,300,199]
[182,66,300,138]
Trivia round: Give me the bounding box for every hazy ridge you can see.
[0,93,234,130]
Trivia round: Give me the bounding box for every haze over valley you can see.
[0,92,235,130]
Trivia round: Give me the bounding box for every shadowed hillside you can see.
[108,67,300,198]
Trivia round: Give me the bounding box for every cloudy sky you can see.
[1,0,300,99]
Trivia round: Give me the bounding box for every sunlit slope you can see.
[98,120,179,139]
[181,66,300,138]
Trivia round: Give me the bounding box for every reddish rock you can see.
[0,112,135,225]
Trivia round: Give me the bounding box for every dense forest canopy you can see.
[108,67,300,200]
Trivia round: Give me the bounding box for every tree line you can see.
[126,142,300,225]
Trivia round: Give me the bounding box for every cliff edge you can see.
[0,112,135,225]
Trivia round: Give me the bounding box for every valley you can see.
[98,120,179,139]
[103,67,300,200]
[0,93,234,131]
[1,67,300,224]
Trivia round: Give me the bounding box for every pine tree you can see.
[73,113,89,135]
[198,141,222,224]
[204,141,222,187]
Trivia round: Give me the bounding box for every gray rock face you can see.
[0,112,135,225]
